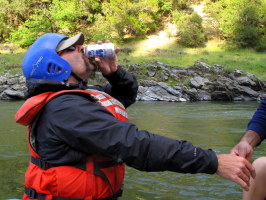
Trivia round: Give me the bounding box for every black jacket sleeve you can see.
[88,67,138,108]
[36,94,218,174]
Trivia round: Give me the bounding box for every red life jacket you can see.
[15,89,128,200]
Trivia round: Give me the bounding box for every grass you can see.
[0,43,25,74]
[118,37,266,80]
[1,37,266,80]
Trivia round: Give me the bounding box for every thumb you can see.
[230,148,239,156]
[245,152,253,162]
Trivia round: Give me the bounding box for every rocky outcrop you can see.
[0,73,26,100]
[0,61,265,101]
[123,61,266,102]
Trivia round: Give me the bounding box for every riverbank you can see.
[1,37,266,81]
[0,60,265,101]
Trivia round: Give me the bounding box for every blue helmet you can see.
[22,33,71,81]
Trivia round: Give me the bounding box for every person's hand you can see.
[216,154,256,191]
[231,141,254,161]
[94,40,120,76]
[230,130,261,161]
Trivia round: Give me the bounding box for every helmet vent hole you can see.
[48,63,62,74]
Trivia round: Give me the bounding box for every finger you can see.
[233,176,249,191]
[241,166,251,181]
[244,159,256,179]
[244,148,253,161]
[239,169,250,186]
[230,149,239,156]
[94,57,102,63]
[115,47,120,54]
[246,153,252,162]
[238,157,256,179]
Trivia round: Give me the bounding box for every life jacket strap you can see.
[25,187,122,200]
[94,160,123,185]
[31,157,48,170]
[31,156,122,171]
[94,160,122,169]
[25,187,84,200]
[31,156,86,170]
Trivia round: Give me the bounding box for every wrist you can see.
[240,130,261,148]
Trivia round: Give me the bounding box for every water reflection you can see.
[0,100,265,200]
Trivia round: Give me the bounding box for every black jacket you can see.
[27,67,218,174]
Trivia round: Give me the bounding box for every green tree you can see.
[10,9,52,46]
[172,0,199,10]
[0,0,34,41]
[102,0,161,39]
[255,1,266,51]
[158,0,172,15]
[175,12,206,47]
[86,14,116,42]
[233,5,260,48]
[205,0,266,49]
[10,0,96,45]
[9,0,162,45]
[49,0,84,34]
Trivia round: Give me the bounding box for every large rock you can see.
[0,75,27,100]
[190,76,210,89]
[137,86,179,102]
[157,82,182,96]
[236,76,256,87]
[2,89,25,99]
[0,76,8,84]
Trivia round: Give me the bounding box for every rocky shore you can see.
[0,61,265,101]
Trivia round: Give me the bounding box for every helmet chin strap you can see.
[70,72,88,89]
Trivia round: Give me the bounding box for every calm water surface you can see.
[0,100,265,200]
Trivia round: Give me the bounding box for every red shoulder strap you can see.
[15,92,54,126]
[15,90,85,126]
[15,89,128,126]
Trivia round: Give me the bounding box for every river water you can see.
[1,100,265,200]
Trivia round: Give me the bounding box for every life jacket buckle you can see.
[31,157,48,170]
[39,160,47,170]
[26,187,37,199]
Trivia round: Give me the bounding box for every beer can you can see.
[83,43,115,58]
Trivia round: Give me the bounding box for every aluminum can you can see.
[83,43,115,58]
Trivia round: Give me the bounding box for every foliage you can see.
[6,0,166,45]
[204,0,266,50]
[50,0,84,33]
[85,14,117,42]
[0,0,31,40]
[157,0,172,15]
[175,12,206,47]
[102,0,161,39]
[10,9,52,46]
[0,0,264,52]
[172,10,184,23]
[255,1,266,52]
[172,0,193,10]
[10,0,88,45]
